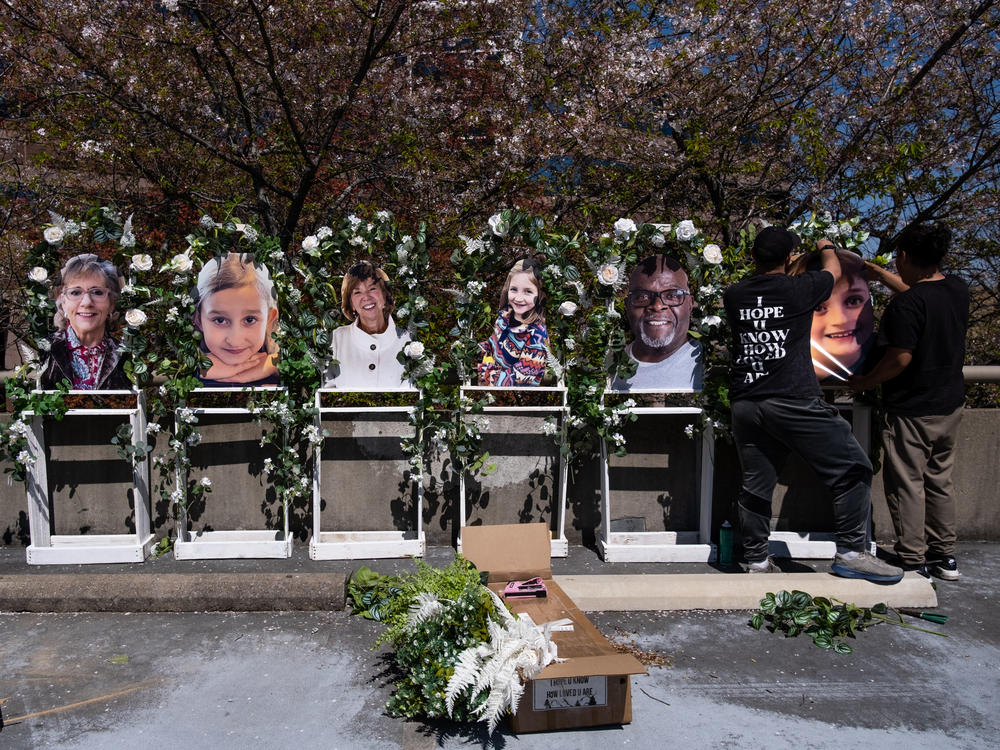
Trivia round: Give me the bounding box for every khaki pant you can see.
[882,406,963,566]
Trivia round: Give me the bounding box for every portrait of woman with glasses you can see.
[610,254,703,391]
[39,253,132,391]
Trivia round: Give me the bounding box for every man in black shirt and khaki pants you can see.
[850,222,969,581]
[724,226,903,583]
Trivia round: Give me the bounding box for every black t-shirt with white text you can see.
[724,270,834,401]
[875,274,969,416]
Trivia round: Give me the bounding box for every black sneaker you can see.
[926,555,960,581]
[899,561,930,579]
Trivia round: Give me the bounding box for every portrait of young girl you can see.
[194,252,280,387]
[476,258,550,387]
[793,247,875,382]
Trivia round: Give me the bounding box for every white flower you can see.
[404,341,425,359]
[16,450,36,466]
[263,458,274,474]
[684,424,695,438]
[163,0,179,11]
[124,308,147,327]
[702,244,723,264]
[839,221,854,236]
[414,296,427,311]
[649,231,666,248]
[596,263,621,286]
[8,420,30,438]
[131,254,153,272]
[199,215,216,229]
[199,477,212,488]
[301,235,319,252]
[376,210,391,222]
[316,226,333,240]
[461,237,486,255]
[825,224,840,237]
[168,253,194,273]
[146,422,161,435]
[699,285,716,296]
[234,223,259,243]
[703,315,722,327]
[613,217,637,241]
[166,307,179,322]
[544,264,562,278]
[43,226,65,245]
[564,338,575,351]
[349,234,365,247]
[28,266,48,283]
[542,420,559,436]
[487,213,509,237]
[675,220,698,242]
[64,220,81,236]
[398,235,414,251]
[557,301,578,316]
[347,214,362,230]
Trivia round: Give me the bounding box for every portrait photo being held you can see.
[791,245,875,383]
[40,253,131,391]
[611,254,703,391]
[323,260,411,389]
[194,253,279,388]
[476,258,550,387]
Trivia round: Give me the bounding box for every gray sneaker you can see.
[831,551,903,584]
[747,557,779,574]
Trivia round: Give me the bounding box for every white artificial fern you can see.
[445,588,564,733]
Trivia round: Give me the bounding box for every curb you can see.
[0,572,347,612]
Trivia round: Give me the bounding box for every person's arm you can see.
[847,346,912,391]
[864,260,909,293]
[815,239,842,285]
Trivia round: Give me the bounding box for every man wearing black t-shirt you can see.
[850,222,969,581]
[724,226,902,583]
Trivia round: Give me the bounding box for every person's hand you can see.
[203,352,278,383]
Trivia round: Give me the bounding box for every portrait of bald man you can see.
[611,254,704,391]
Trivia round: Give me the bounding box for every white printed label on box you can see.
[533,676,608,710]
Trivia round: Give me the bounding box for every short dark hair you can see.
[752,226,801,269]
[897,222,951,268]
[634,254,684,279]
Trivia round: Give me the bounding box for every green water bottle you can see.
[719,520,733,566]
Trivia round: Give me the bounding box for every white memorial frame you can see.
[310,387,425,559]
[598,394,715,562]
[457,385,569,558]
[173,387,292,560]
[24,389,154,565]
[765,400,873,559]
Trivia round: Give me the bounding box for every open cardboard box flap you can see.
[462,522,552,582]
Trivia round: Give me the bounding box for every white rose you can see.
[649,231,666,248]
[613,217,637,241]
[28,266,49,283]
[404,341,425,359]
[487,213,509,237]
[597,263,621,286]
[675,220,698,242]
[702,244,723,264]
[171,253,194,272]
[199,476,212,488]
[130,253,153,272]
[43,226,65,245]
[558,301,578,316]
[125,308,147,327]
[703,315,722,327]
[301,235,319,252]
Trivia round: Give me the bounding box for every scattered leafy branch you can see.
[750,589,948,654]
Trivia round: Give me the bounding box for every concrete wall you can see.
[3,407,998,550]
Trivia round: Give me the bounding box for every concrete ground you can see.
[0,542,997,748]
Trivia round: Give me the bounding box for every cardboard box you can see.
[462,523,646,733]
